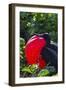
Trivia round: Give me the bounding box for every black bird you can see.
[20,31,58,73]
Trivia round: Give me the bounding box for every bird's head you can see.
[37,33,51,46]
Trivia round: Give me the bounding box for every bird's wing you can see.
[41,45,58,72]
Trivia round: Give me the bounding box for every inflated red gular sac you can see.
[24,34,47,69]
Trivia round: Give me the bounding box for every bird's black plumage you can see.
[40,33,58,73]
[41,44,58,73]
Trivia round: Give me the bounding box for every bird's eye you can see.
[38,33,50,46]
[43,33,50,46]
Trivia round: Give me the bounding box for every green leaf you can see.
[29,64,38,74]
[21,64,38,75]
[20,38,25,47]
[38,69,49,77]
[21,66,32,74]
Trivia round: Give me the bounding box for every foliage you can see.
[20,64,39,77]
[20,38,26,67]
[38,69,49,77]
[46,66,56,76]
[20,12,58,42]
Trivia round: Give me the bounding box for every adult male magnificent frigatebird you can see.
[21,33,58,73]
